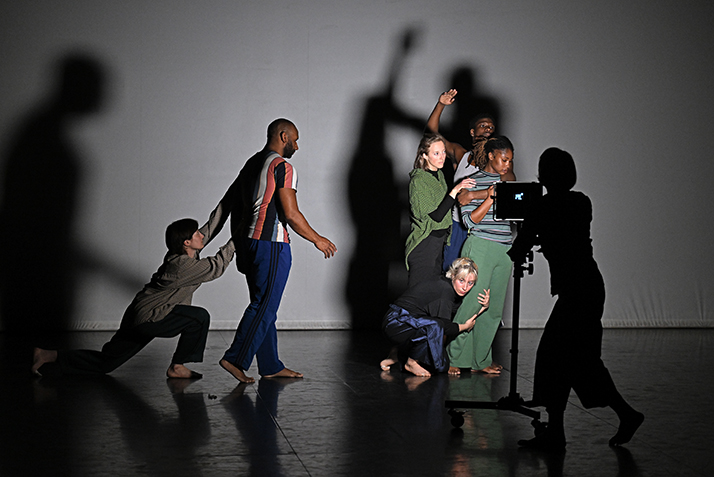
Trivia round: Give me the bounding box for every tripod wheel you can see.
[448,409,465,428]
[532,420,548,436]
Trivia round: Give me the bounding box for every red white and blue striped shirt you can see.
[240,151,298,243]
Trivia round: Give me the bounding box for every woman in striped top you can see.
[447,136,514,375]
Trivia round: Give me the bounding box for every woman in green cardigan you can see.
[405,133,474,288]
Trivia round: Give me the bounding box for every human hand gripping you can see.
[477,288,490,310]
[458,289,491,333]
[439,89,458,106]
[450,177,476,198]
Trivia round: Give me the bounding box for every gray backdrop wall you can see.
[1,1,713,331]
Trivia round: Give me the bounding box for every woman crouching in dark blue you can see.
[380,257,490,377]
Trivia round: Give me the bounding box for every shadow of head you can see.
[53,52,106,116]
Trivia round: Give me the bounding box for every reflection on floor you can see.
[1,329,712,476]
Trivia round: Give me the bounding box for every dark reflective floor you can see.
[1,329,712,476]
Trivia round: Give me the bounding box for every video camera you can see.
[493,181,543,221]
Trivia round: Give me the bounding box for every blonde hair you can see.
[446,257,478,281]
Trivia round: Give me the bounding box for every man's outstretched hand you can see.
[315,236,337,259]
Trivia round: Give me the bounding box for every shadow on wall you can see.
[345,28,425,330]
[344,30,507,330]
[437,65,502,186]
[0,51,143,366]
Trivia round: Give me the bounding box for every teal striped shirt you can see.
[461,170,512,245]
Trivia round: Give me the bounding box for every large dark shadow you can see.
[437,65,503,186]
[0,374,211,476]
[345,28,425,330]
[0,52,143,369]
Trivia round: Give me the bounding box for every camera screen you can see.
[493,181,543,221]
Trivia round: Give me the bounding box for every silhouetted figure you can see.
[508,147,644,451]
[0,53,104,360]
[345,28,424,329]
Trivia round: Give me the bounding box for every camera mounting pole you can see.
[445,222,543,431]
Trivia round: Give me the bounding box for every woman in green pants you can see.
[447,136,514,375]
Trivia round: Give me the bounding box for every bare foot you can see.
[166,363,202,379]
[448,366,461,375]
[472,364,502,374]
[263,367,304,378]
[380,358,397,371]
[404,358,431,377]
[32,348,57,376]
[609,411,644,446]
[219,359,255,384]
[380,346,398,370]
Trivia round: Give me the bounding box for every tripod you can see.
[445,233,543,431]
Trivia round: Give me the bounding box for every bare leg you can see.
[219,359,255,384]
[380,346,398,370]
[263,367,304,378]
[166,363,202,379]
[32,348,57,376]
[404,357,431,377]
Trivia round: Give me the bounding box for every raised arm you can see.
[277,188,337,259]
[425,89,468,167]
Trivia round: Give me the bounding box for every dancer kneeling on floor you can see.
[381,258,490,377]
[32,214,235,379]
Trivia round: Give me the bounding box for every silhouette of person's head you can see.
[538,147,577,193]
[53,53,104,115]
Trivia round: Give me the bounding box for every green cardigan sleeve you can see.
[404,168,452,269]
